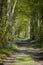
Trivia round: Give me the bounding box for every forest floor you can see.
[3,42,43,65]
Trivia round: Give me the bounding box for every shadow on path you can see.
[4,42,43,65]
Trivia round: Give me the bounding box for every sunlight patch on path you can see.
[12,53,35,65]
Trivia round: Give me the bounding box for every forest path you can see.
[4,43,43,65]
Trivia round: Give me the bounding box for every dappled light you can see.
[0,0,43,65]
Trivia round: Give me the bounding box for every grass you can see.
[28,47,34,51]
[13,61,35,65]
[41,46,43,52]
[0,42,18,62]
[12,53,35,65]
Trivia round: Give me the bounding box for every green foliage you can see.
[0,0,43,61]
[15,0,30,16]
[16,15,28,31]
[0,16,7,44]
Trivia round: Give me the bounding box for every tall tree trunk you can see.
[30,4,34,40]
[39,0,43,42]
[7,0,11,21]
[30,0,39,40]
[0,0,3,20]
[11,0,17,19]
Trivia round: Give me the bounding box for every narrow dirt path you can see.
[3,43,43,65]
